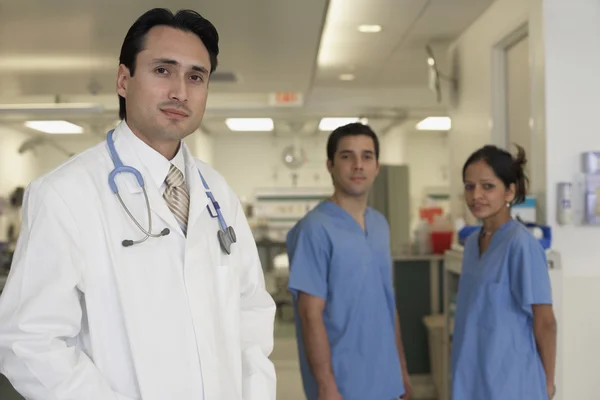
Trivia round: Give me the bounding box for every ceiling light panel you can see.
[339,73,356,81]
[25,120,84,134]
[416,117,451,131]
[225,118,274,132]
[357,24,382,33]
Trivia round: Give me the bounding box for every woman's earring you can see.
[506,202,511,208]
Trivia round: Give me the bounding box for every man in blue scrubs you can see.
[286,123,410,400]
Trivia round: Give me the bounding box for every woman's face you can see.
[463,160,515,220]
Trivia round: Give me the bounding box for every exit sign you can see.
[269,92,304,107]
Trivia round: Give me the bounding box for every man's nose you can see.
[168,76,188,103]
[353,157,363,170]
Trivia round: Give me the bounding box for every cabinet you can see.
[368,164,410,256]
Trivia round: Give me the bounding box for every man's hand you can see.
[547,382,556,399]
[394,312,410,399]
[318,385,343,400]
[400,372,412,399]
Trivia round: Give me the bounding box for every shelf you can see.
[392,253,444,261]
[444,249,560,276]
[444,249,463,275]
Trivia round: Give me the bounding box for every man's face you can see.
[117,25,211,144]
[327,135,380,198]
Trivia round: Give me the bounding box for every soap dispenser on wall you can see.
[556,182,572,225]
[581,151,600,225]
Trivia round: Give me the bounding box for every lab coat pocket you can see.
[242,345,276,400]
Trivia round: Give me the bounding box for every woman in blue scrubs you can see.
[451,145,557,400]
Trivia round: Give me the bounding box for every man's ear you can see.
[116,64,131,98]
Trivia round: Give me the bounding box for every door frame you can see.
[490,22,529,148]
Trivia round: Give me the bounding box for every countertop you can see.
[444,248,560,275]
[392,253,445,262]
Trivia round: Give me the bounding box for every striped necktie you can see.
[163,164,190,234]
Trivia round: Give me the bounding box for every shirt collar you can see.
[118,120,186,188]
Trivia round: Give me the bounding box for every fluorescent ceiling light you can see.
[358,24,382,33]
[416,117,451,131]
[339,73,355,81]
[319,117,368,131]
[225,118,274,131]
[25,120,84,134]
[0,103,104,114]
[0,55,115,72]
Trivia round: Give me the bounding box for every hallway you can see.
[272,320,306,400]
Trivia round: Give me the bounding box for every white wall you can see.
[0,126,104,194]
[448,0,600,397]
[213,133,331,200]
[379,125,407,165]
[405,131,450,222]
[184,129,214,165]
[0,126,60,243]
[544,0,600,397]
[0,127,38,197]
[447,0,533,218]
[36,136,102,175]
[506,35,533,180]
[404,131,449,203]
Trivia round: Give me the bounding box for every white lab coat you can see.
[0,123,277,399]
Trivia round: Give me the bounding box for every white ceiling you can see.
[0,0,495,137]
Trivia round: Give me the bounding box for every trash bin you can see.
[423,314,445,397]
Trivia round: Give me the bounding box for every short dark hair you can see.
[118,8,220,120]
[326,122,380,163]
[462,144,529,205]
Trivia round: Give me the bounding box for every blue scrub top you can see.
[451,219,553,400]
[286,201,405,400]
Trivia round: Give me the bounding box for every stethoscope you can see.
[106,129,237,254]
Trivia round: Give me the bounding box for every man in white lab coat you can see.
[0,8,276,400]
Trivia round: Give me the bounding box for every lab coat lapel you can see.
[184,148,209,236]
[113,132,185,239]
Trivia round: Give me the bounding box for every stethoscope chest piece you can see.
[218,226,237,255]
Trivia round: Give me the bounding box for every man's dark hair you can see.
[326,122,380,163]
[118,8,220,120]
